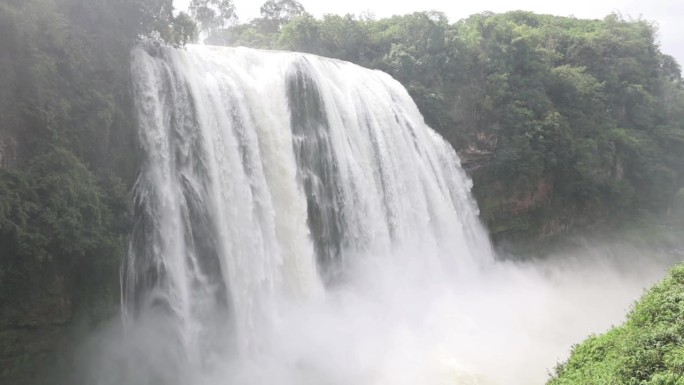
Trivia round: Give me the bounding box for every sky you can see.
[174,0,684,66]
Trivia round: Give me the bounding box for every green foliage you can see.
[0,0,182,327]
[0,149,124,313]
[170,12,199,46]
[190,0,236,36]
[549,264,684,385]
[0,2,182,380]
[258,0,305,33]
[279,14,324,52]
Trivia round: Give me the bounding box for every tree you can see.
[279,14,324,53]
[189,0,237,36]
[171,12,199,45]
[258,0,305,33]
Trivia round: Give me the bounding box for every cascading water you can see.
[124,44,492,381]
[97,44,669,385]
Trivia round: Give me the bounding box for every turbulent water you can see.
[91,45,670,385]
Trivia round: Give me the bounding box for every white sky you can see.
[175,0,684,65]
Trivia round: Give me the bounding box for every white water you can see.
[97,45,672,385]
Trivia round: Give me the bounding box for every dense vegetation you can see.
[549,263,684,384]
[206,3,684,241]
[0,0,190,381]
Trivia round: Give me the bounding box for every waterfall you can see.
[79,44,674,385]
[122,44,493,384]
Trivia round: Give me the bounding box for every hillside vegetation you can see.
[0,0,187,381]
[549,263,684,384]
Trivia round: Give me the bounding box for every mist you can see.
[68,238,677,385]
